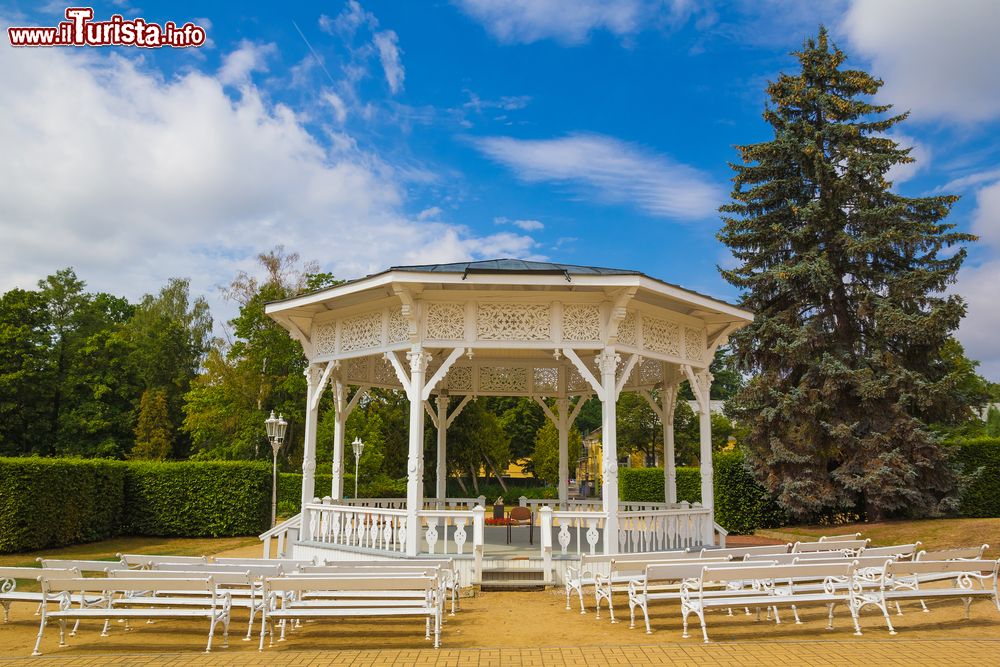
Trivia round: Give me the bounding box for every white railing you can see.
[259,513,301,558]
[303,502,409,553]
[518,497,603,512]
[337,497,486,511]
[338,497,407,510]
[616,503,713,553]
[424,497,486,511]
[551,510,606,556]
[417,509,477,556]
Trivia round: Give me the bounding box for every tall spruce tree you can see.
[719,29,975,521]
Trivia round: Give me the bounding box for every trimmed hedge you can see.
[0,457,126,552]
[951,437,1000,517]
[124,461,270,537]
[619,451,785,534]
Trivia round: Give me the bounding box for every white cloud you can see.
[971,180,1000,249]
[417,206,443,220]
[0,42,535,322]
[323,91,348,123]
[472,133,722,219]
[373,30,404,94]
[451,0,699,45]
[885,133,930,185]
[842,0,1000,122]
[217,40,276,87]
[495,216,544,231]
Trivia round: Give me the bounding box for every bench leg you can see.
[827,603,835,630]
[565,581,572,610]
[772,606,781,625]
[223,611,231,649]
[58,619,67,647]
[594,584,603,620]
[577,583,586,614]
[963,597,972,620]
[205,616,216,653]
[791,605,802,624]
[425,616,431,640]
[1,601,8,623]
[434,610,441,649]
[32,615,46,656]
[628,594,636,629]
[258,613,268,652]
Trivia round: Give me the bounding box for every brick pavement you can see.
[4,640,1000,667]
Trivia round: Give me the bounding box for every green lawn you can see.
[757,517,999,557]
[0,535,260,568]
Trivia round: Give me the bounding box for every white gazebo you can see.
[262,260,752,584]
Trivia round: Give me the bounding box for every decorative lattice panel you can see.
[477,303,551,341]
[639,358,663,385]
[479,366,529,393]
[387,307,408,344]
[314,322,337,355]
[533,367,559,393]
[643,316,681,356]
[684,327,704,361]
[566,357,598,393]
[446,365,473,392]
[562,304,601,342]
[426,303,466,340]
[373,357,398,386]
[340,311,382,352]
[344,356,370,382]
[617,312,637,346]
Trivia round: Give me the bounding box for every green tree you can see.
[0,288,53,455]
[486,397,544,460]
[531,420,582,486]
[673,399,733,465]
[445,399,510,494]
[719,29,974,521]
[131,388,172,460]
[617,392,659,464]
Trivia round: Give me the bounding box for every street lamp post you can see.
[265,410,288,528]
[351,437,365,500]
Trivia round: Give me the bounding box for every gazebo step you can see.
[478,567,549,591]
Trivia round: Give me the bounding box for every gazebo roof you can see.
[389,259,640,277]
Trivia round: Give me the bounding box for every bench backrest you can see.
[317,558,454,572]
[119,554,209,568]
[644,560,776,584]
[0,566,79,581]
[38,558,128,572]
[109,569,255,586]
[819,533,862,542]
[701,562,854,586]
[916,545,989,561]
[263,575,434,595]
[746,552,848,565]
[791,556,894,569]
[885,559,998,578]
[862,543,921,559]
[42,576,215,594]
[580,550,691,567]
[152,562,283,576]
[610,556,729,577]
[700,544,790,559]
[213,557,316,568]
[791,539,868,554]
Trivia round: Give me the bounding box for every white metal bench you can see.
[565,550,694,614]
[908,545,991,612]
[32,575,232,656]
[118,553,209,569]
[819,533,862,542]
[258,575,442,649]
[0,567,88,623]
[38,558,129,572]
[627,560,782,633]
[595,556,732,622]
[867,558,1000,629]
[679,562,883,642]
[791,539,869,555]
[301,561,457,614]
[699,544,791,559]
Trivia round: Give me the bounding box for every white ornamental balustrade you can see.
[616,502,712,553]
[417,509,476,556]
[550,510,606,556]
[340,497,408,510]
[304,501,408,554]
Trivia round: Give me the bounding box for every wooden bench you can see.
[628,560,780,634]
[819,533,862,542]
[679,563,885,642]
[699,544,791,559]
[32,576,232,656]
[565,550,694,614]
[258,575,442,649]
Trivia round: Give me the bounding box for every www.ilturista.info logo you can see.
[7,7,207,48]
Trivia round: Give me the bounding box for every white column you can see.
[300,364,322,513]
[405,348,430,556]
[662,385,677,505]
[435,395,448,501]
[331,380,346,500]
[556,397,569,506]
[694,369,714,510]
[597,348,620,555]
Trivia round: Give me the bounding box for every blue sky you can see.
[1,1,999,377]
